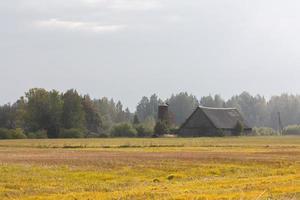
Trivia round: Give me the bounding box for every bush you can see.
[143,117,156,130]
[169,127,179,135]
[111,123,137,137]
[11,128,27,139]
[252,127,279,136]
[27,130,48,139]
[85,132,100,138]
[283,125,300,135]
[135,124,153,137]
[85,131,109,138]
[216,129,225,137]
[98,132,109,138]
[0,128,12,139]
[0,128,28,139]
[233,121,244,136]
[26,132,36,139]
[59,128,84,138]
[154,120,170,136]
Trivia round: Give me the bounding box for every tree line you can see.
[0,88,132,138]
[1,88,300,138]
[136,92,300,131]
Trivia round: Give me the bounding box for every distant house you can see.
[177,106,252,137]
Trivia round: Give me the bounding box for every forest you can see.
[1,88,300,138]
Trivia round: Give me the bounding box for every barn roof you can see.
[199,106,251,129]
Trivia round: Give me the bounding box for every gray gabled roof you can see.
[199,106,251,129]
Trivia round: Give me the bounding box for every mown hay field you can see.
[0,136,299,200]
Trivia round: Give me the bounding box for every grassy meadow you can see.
[0,136,299,200]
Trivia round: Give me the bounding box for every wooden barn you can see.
[177,106,252,137]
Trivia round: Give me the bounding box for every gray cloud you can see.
[35,19,126,33]
[108,0,162,11]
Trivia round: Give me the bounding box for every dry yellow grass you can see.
[0,136,299,199]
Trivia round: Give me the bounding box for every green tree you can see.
[200,94,225,108]
[233,121,244,136]
[0,104,17,129]
[115,101,124,123]
[62,89,85,130]
[14,97,27,129]
[168,92,199,125]
[25,88,51,132]
[154,120,170,136]
[82,95,102,133]
[95,97,114,131]
[25,88,63,138]
[133,114,140,125]
[94,97,131,131]
[136,94,163,122]
[136,96,150,122]
[135,124,153,137]
[200,95,215,107]
[110,123,137,137]
[124,108,132,122]
[47,90,63,137]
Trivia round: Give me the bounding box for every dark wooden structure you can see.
[177,106,252,137]
[158,103,169,122]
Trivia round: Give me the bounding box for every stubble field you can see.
[0,136,299,200]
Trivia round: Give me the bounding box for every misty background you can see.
[1,0,300,111]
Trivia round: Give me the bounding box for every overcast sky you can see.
[1,0,300,110]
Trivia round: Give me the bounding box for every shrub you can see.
[169,127,179,135]
[26,132,36,139]
[0,128,28,139]
[216,129,225,137]
[98,132,109,138]
[0,128,12,139]
[11,128,27,139]
[59,128,84,138]
[252,127,279,136]
[135,124,153,137]
[85,131,109,138]
[111,123,137,137]
[35,130,48,139]
[233,121,244,136]
[283,125,300,135]
[27,130,48,139]
[85,132,99,138]
[154,120,170,136]
[133,114,140,125]
[143,117,156,130]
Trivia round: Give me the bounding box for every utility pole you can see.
[277,112,283,134]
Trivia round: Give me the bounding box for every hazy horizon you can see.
[2,0,300,110]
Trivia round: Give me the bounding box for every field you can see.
[0,137,299,200]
